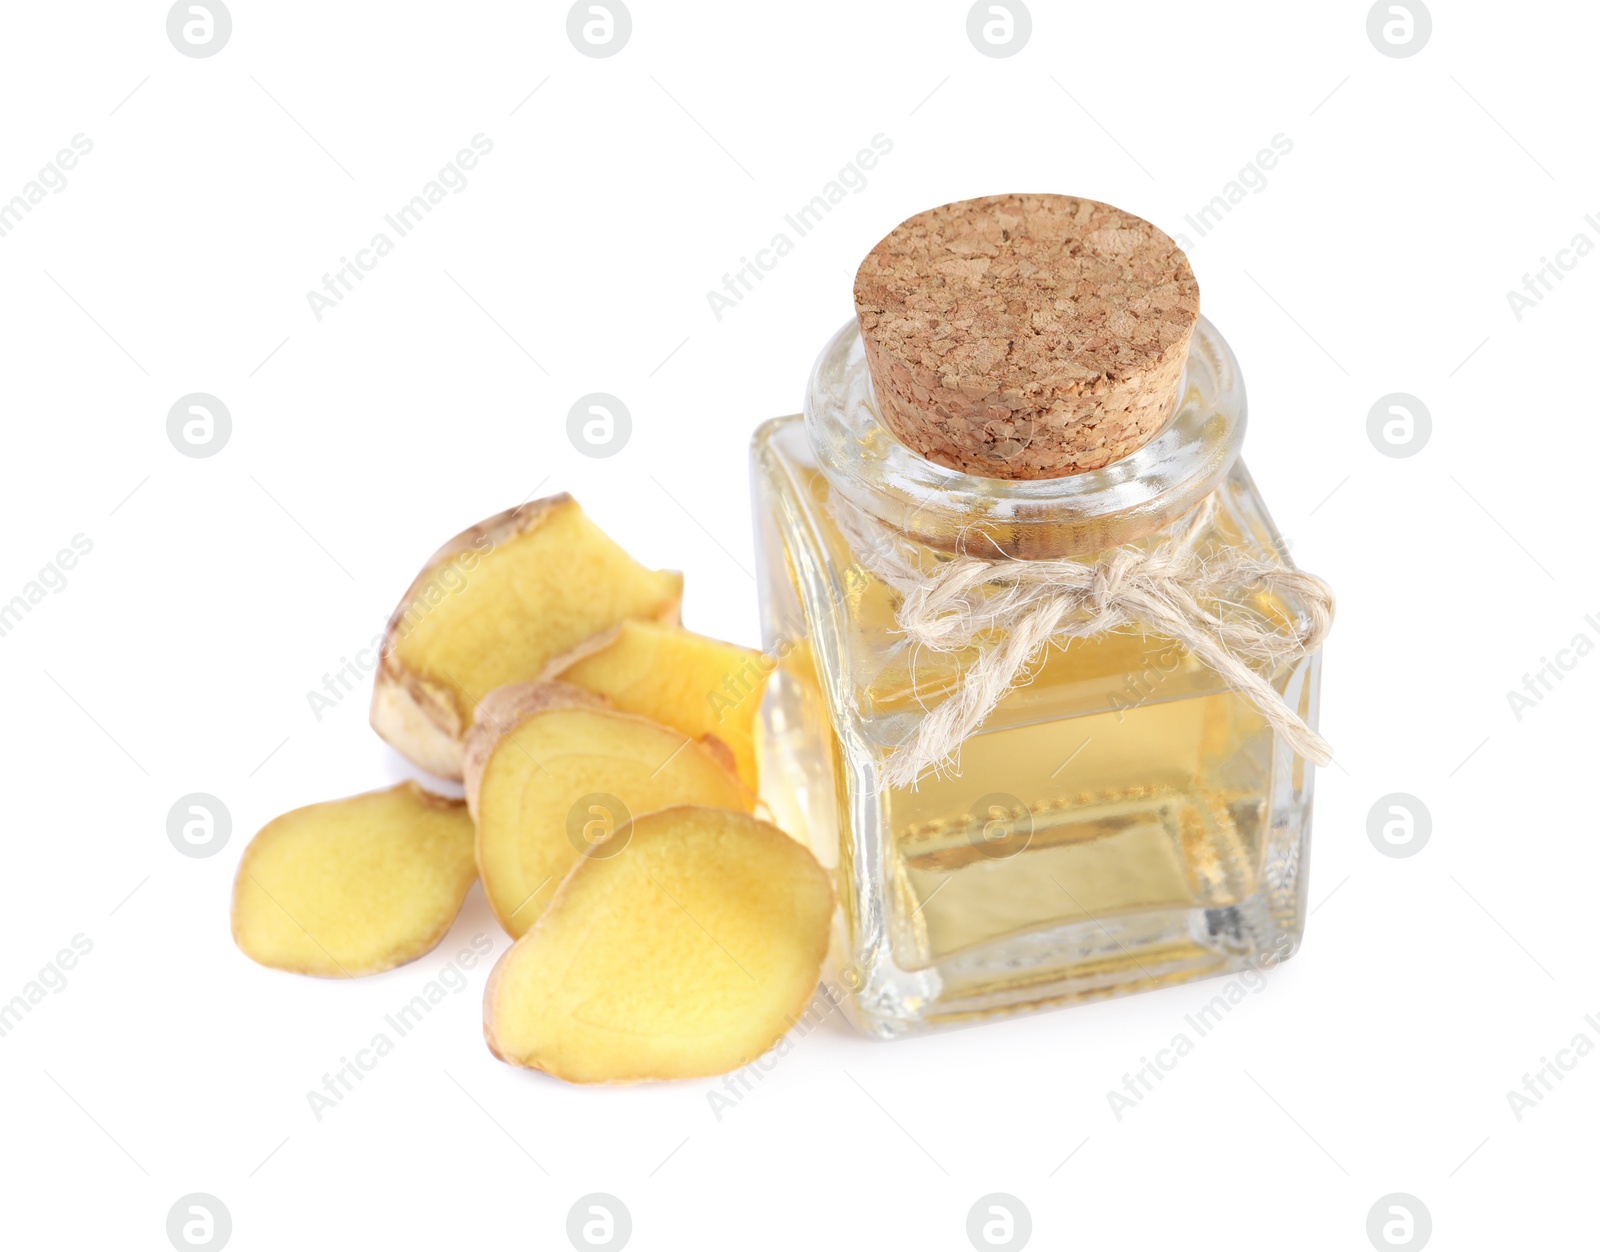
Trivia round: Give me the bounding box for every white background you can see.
[1,2,1595,1248]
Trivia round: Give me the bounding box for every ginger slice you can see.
[370,495,682,780]
[463,683,755,938]
[231,782,476,978]
[484,805,834,1083]
[542,620,768,791]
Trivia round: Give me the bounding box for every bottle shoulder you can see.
[753,416,1311,744]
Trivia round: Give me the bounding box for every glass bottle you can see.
[750,196,1329,1038]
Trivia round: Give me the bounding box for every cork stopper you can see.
[852,194,1200,480]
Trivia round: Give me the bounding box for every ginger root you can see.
[370,496,682,780]
[542,620,768,791]
[484,806,833,1082]
[231,782,476,977]
[463,683,754,938]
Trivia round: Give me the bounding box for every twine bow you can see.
[831,493,1335,788]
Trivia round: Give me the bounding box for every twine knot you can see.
[1088,549,1139,613]
[831,493,1335,789]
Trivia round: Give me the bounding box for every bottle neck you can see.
[804,316,1247,560]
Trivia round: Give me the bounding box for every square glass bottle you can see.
[750,196,1330,1037]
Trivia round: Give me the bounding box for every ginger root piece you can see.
[371,495,682,780]
[463,683,755,938]
[542,620,768,791]
[484,806,834,1082]
[231,782,476,978]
